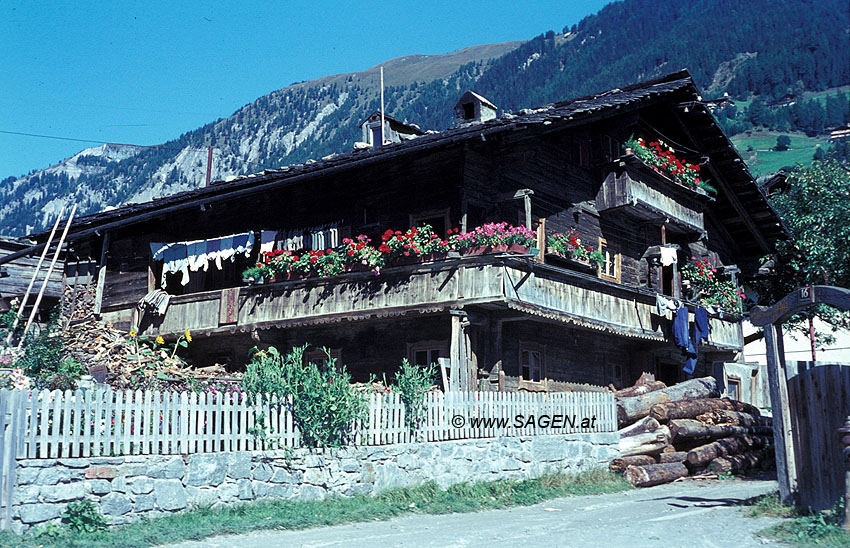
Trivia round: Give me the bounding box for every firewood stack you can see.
[609,373,775,487]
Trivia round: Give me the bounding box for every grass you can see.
[0,469,631,548]
[743,492,850,547]
[731,130,830,176]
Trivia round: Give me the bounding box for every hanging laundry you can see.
[656,294,671,316]
[694,306,710,344]
[260,230,277,254]
[186,240,209,272]
[659,246,678,266]
[137,289,171,316]
[150,232,254,288]
[150,242,189,288]
[672,305,698,374]
[673,306,690,350]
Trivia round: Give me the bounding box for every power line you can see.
[0,130,109,145]
[0,129,226,155]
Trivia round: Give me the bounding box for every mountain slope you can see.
[0,42,521,236]
[1,0,847,236]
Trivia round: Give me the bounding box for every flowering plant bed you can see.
[243,222,534,284]
[547,229,604,266]
[624,136,716,195]
[680,256,744,312]
[452,222,536,254]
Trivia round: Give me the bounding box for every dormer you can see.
[454,91,497,126]
[359,112,425,147]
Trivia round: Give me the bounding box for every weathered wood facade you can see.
[27,70,785,389]
[0,237,64,317]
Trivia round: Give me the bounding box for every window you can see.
[597,238,621,282]
[370,125,382,146]
[519,342,544,382]
[606,361,623,387]
[726,375,742,401]
[408,341,448,367]
[410,209,451,237]
[462,102,475,120]
[304,348,342,370]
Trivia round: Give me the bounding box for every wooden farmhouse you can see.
[39,70,785,391]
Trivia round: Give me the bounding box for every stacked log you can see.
[610,374,774,488]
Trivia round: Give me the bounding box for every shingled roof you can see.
[34,70,786,256]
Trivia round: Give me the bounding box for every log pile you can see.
[61,283,237,391]
[610,374,775,487]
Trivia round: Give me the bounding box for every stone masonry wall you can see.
[10,433,618,533]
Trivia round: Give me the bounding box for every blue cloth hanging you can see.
[694,306,710,344]
[673,306,690,350]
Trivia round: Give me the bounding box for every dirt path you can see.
[164,479,782,548]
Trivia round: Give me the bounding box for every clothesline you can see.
[150,232,254,289]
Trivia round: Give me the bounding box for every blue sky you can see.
[0,1,610,179]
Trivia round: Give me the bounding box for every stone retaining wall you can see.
[10,433,618,533]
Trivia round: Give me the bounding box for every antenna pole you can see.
[380,66,385,146]
[205,145,213,187]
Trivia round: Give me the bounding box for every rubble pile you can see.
[610,374,775,487]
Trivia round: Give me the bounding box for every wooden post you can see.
[839,416,850,531]
[764,322,797,503]
[536,218,546,263]
[450,314,461,392]
[93,231,110,317]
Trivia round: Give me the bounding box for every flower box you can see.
[462,245,491,256]
[507,244,530,254]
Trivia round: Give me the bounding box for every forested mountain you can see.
[1,0,847,236]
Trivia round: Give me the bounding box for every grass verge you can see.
[0,469,630,548]
[743,492,850,547]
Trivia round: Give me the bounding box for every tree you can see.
[752,159,850,335]
[775,135,791,151]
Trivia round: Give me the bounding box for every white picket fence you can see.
[0,388,616,459]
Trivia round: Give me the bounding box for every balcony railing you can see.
[140,257,742,350]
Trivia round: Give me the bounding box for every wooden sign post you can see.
[751,285,850,504]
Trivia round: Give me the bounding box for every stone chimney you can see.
[454,91,498,126]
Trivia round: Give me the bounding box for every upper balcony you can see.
[596,154,713,235]
[140,256,743,351]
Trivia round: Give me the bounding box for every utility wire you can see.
[0,129,226,155]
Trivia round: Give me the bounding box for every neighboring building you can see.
[33,70,786,390]
[0,236,64,318]
[743,318,850,366]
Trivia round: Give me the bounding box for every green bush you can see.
[242,345,367,448]
[15,317,64,378]
[393,360,436,437]
[61,500,107,533]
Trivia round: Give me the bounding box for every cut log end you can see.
[624,462,689,487]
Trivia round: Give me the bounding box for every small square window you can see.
[727,376,742,401]
[408,341,448,367]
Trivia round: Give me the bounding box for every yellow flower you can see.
[156,336,165,345]
[129,328,138,338]
[185,330,192,343]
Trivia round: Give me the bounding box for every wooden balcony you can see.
[596,155,712,235]
[138,257,742,351]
